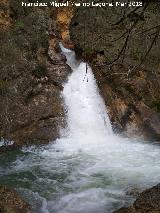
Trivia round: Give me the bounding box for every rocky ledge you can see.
[114,184,160,213]
[0,186,30,213]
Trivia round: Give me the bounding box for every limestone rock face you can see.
[56,6,74,48]
[70,1,160,140]
[0,186,30,213]
[0,1,71,145]
[92,64,160,140]
[114,184,160,213]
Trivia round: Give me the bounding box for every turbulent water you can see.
[1,45,160,213]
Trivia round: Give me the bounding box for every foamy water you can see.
[0,45,160,213]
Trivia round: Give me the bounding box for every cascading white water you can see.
[1,44,160,213]
[60,43,112,138]
[41,45,160,212]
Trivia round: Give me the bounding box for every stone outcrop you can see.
[0,0,11,29]
[0,0,71,146]
[70,1,160,140]
[114,184,160,213]
[0,186,30,213]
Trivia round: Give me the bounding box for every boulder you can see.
[0,186,30,213]
[114,184,160,213]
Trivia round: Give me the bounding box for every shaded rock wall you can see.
[70,1,160,140]
[0,0,71,146]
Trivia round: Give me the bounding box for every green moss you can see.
[14,20,25,30]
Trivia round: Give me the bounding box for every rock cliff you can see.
[70,1,160,140]
[0,0,72,146]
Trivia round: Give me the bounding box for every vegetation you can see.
[14,20,25,30]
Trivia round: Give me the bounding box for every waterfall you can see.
[60,43,113,139]
[1,44,160,213]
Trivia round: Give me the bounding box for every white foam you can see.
[3,45,160,213]
[61,44,113,138]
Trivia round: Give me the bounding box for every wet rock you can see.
[70,2,160,141]
[126,186,142,197]
[0,143,18,154]
[114,184,160,213]
[0,186,30,213]
[114,207,136,213]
